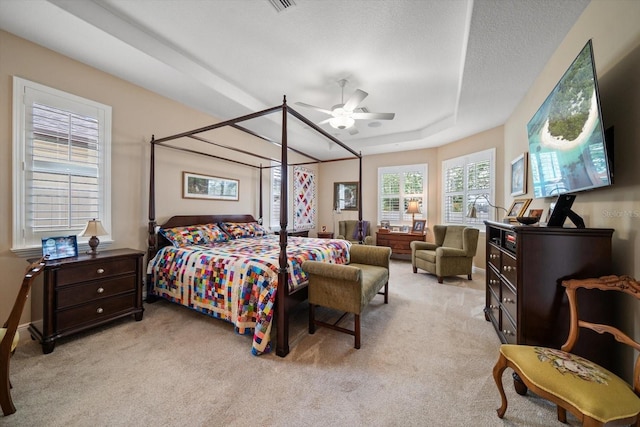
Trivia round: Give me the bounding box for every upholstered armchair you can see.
[337,220,374,245]
[410,225,479,283]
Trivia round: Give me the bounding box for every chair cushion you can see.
[501,344,640,423]
[0,328,19,353]
[414,249,436,263]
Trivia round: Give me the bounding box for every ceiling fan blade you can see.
[317,118,332,125]
[343,89,368,112]
[294,102,333,115]
[351,112,395,120]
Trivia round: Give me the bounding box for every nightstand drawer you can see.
[56,257,138,286]
[57,293,136,331]
[57,275,137,309]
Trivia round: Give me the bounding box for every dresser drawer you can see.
[501,316,517,344]
[57,275,137,309]
[57,292,136,331]
[487,286,500,323]
[501,253,517,287]
[501,282,517,326]
[488,244,501,271]
[56,257,138,286]
[488,268,500,299]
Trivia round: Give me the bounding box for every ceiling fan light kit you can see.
[295,78,395,133]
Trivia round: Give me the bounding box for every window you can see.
[12,77,112,256]
[378,164,427,226]
[442,148,496,226]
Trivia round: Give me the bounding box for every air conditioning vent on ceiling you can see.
[268,0,296,13]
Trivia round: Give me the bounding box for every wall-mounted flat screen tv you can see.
[526,40,613,199]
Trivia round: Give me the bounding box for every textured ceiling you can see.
[0,0,590,159]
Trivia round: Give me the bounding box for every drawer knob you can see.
[97,268,105,274]
[97,287,104,294]
[502,329,514,336]
[96,307,104,314]
[503,297,514,303]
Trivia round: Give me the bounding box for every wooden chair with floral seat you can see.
[1,257,46,416]
[493,275,640,426]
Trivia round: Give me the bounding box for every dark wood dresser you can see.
[376,231,425,257]
[484,221,617,374]
[29,248,144,354]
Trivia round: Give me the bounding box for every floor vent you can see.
[268,0,296,13]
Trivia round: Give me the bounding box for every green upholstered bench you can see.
[302,244,391,349]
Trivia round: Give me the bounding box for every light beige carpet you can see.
[2,260,579,427]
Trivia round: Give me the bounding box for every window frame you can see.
[377,163,428,227]
[12,77,112,257]
[441,148,496,227]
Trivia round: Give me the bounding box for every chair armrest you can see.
[411,241,437,251]
[363,236,375,245]
[349,244,391,268]
[302,261,361,282]
[436,247,467,257]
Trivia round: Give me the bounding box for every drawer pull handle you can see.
[502,329,514,336]
[97,287,104,294]
[97,268,105,274]
[503,297,514,303]
[96,307,104,314]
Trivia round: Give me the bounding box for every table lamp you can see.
[81,219,108,255]
[406,200,421,222]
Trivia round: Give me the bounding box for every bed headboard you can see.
[150,214,258,258]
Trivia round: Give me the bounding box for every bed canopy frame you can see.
[147,96,364,357]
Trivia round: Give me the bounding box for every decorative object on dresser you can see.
[493,275,640,426]
[376,230,425,258]
[28,249,144,354]
[80,218,108,255]
[410,225,479,283]
[406,199,421,222]
[316,231,334,239]
[484,220,617,395]
[1,257,46,416]
[412,219,426,233]
[467,194,509,222]
[505,198,532,222]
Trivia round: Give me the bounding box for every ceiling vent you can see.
[268,0,296,13]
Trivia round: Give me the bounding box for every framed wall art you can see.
[334,181,359,211]
[511,152,528,196]
[183,171,239,201]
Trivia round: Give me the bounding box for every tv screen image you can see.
[526,40,613,199]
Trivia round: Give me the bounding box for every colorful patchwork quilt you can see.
[147,234,351,355]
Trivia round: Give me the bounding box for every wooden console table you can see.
[376,231,425,256]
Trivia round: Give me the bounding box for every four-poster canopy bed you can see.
[146,97,367,357]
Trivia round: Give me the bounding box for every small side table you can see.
[317,231,334,239]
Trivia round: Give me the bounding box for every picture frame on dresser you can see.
[412,219,426,234]
[505,198,532,220]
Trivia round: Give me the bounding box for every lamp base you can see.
[86,236,100,255]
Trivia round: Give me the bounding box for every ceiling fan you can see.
[295,79,395,135]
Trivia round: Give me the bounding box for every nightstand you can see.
[29,248,144,354]
[317,231,334,239]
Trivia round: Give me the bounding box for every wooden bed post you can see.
[148,136,157,258]
[259,163,263,224]
[277,96,290,357]
[358,153,364,243]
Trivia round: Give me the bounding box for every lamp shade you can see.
[406,200,421,215]
[81,219,108,237]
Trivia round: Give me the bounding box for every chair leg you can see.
[309,303,316,334]
[492,352,509,419]
[437,276,443,284]
[383,281,388,304]
[0,354,16,416]
[557,406,567,423]
[354,314,361,349]
[468,274,472,280]
[412,266,417,273]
